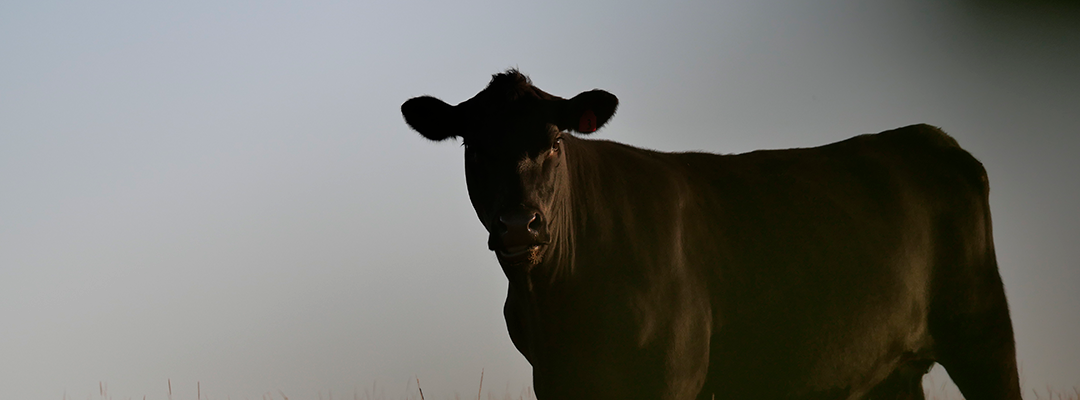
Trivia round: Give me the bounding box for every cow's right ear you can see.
[555,90,619,134]
[401,96,462,141]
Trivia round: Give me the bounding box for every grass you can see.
[69,377,1078,400]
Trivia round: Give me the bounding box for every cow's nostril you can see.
[527,213,542,233]
[498,211,543,241]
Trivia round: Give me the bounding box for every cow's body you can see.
[402,70,1020,400]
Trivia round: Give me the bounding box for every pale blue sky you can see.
[2,1,1077,399]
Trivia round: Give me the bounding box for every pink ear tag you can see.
[578,109,597,133]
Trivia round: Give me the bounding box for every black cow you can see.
[401,70,1021,400]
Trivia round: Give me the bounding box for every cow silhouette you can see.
[402,70,1020,400]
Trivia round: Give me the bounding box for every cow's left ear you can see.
[555,90,618,134]
[401,96,464,141]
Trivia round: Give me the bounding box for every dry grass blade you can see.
[477,369,484,400]
[416,377,425,400]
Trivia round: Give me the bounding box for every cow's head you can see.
[401,70,617,272]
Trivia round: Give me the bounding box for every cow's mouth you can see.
[496,244,543,264]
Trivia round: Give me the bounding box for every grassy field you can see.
[72,382,1079,400]
[72,372,1079,400]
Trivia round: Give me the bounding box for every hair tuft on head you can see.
[484,69,538,101]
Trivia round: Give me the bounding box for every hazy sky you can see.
[2,1,1077,399]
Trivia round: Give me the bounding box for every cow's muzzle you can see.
[490,210,546,264]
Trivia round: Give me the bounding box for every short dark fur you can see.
[401,70,1021,400]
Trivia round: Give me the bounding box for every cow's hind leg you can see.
[929,253,1022,400]
[927,183,1022,400]
[931,298,1021,400]
[864,358,934,400]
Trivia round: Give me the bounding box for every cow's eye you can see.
[552,137,563,153]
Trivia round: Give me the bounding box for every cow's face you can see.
[401,71,617,270]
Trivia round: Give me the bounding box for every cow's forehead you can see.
[479,69,553,99]
[463,119,555,152]
[461,100,556,144]
[461,95,539,117]
[456,70,563,148]
[460,70,560,111]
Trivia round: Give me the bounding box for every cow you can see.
[400,70,1021,400]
